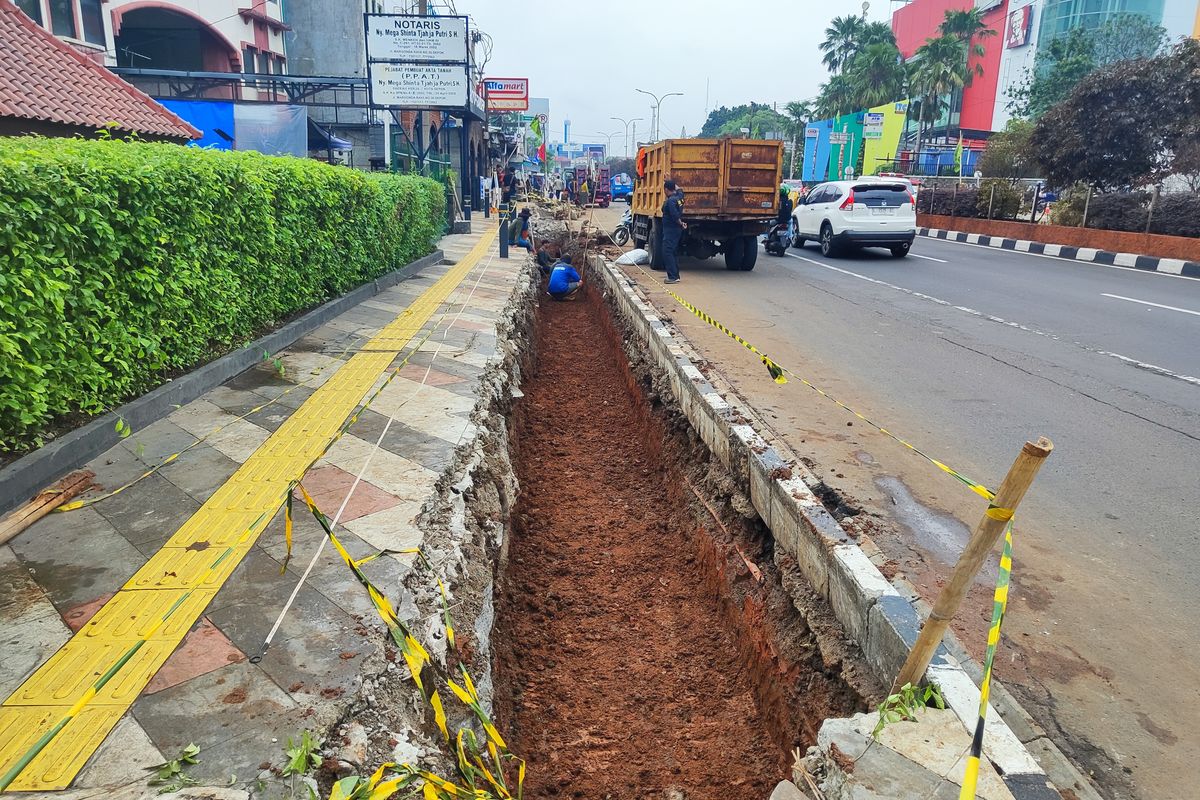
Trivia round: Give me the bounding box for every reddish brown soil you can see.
[493,284,865,799]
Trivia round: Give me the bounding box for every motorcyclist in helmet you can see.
[777,185,794,225]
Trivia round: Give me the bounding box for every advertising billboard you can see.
[365,14,468,62]
[1006,6,1032,48]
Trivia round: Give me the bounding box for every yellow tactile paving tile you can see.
[6,639,180,707]
[0,706,125,791]
[0,227,498,791]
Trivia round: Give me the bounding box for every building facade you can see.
[893,0,1200,137]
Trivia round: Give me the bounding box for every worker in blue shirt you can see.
[547,254,582,300]
[661,179,685,284]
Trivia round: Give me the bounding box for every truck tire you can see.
[648,219,665,270]
[724,237,745,270]
[740,235,759,270]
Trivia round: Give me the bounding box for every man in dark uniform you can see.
[661,179,685,284]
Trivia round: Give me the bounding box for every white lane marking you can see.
[787,252,1200,387]
[908,252,948,263]
[918,236,1200,282]
[1101,293,1200,318]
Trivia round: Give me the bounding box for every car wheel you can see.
[740,235,759,270]
[724,237,745,270]
[648,219,665,270]
[890,242,911,258]
[790,218,805,249]
[819,224,839,257]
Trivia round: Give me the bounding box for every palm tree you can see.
[848,42,907,108]
[816,73,856,119]
[910,35,969,172]
[938,8,995,85]
[820,15,866,73]
[784,100,814,178]
[862,20,897,47]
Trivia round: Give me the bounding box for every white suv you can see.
[791,179,916,258]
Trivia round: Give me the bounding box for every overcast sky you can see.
[464,0,895,154]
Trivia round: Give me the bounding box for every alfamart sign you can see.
[365,13,470,109]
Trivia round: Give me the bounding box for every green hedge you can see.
[0,137,445,450]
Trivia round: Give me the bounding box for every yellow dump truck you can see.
[631,138,784,271]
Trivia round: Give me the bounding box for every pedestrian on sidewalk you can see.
[661,178,686,284]
[547,255,582,300]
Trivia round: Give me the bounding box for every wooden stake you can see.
[0,470,94,546]
[895,437,1053,688]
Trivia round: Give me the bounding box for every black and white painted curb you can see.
[592,254,1101,800]
[920,226,1200,278]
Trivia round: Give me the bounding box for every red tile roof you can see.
[0,0,199,140]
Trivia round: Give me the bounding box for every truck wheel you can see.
[740,235,759,270]
[724,237,745,270]
[648,219,665,270]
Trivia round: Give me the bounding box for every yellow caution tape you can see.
[960,520,1015,800]
[627,261,996,502]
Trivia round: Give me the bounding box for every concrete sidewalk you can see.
[0,224,520,797]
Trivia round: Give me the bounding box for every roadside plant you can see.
[872,682,946,739]
[146,743,201,794]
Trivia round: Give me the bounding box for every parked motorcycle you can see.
[613,207,633,246]
[763,221,792,256]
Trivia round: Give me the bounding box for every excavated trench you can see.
[491,258,874,799]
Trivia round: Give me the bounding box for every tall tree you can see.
[862,20,897,47]
[848,42,907,108]
[1031,40,1200,189]
[815,73,857,119]
[820,15,866,73]
[909,35,969,170]
[1007,14,1167,119]
[938,7,995,86]
[784,100,814,178]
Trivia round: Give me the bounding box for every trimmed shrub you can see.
[976,179,1024,220]
[1085,192,1150,233]
[1148,193,1200,238]
[0,137,444,449]
[918,185,978,217]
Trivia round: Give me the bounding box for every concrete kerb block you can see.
[987,681,1046,745]
[828,544,901,647]
[700,392,733,467]
[926,663,1044,779]
[728,423,766,489]
[865,593,924,684]
[770,474,841,595]
[749,447,783,528]
[1022,738,1104,800]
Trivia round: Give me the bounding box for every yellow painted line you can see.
[0,228,498,791]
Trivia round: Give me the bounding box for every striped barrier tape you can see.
[295,485,523,800]
[628,261,996,501]
[959,519,1015,800]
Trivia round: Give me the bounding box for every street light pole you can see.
[610,116,643,157]
[636,88,684,142]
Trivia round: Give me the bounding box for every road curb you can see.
[0,249,444,516]
[919,226,1200,277]
[592,255,1099,800]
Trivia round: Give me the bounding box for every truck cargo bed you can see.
[632,138,783,220]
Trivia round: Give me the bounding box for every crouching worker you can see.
[535,243,559,275]
[510,207,534,251]
[547,255,582,300]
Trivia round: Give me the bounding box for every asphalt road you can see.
[595,205,1200,800]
